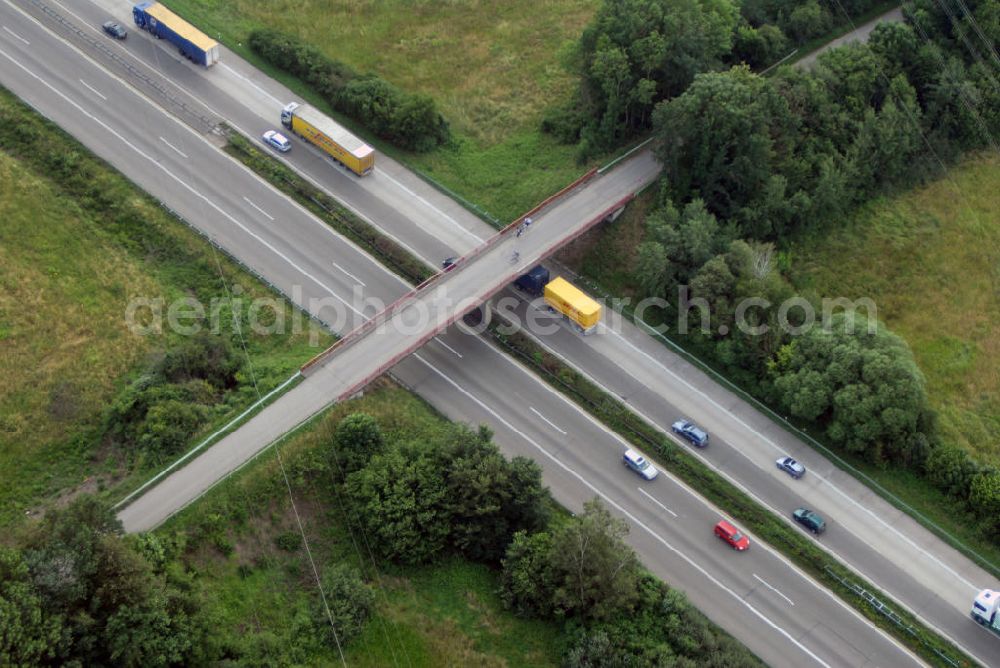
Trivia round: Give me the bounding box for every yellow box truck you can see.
[544,276,601,334]
[280,102,375,176]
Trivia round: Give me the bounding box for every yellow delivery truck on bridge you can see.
[281,102,375,176]
[544,276,601,335]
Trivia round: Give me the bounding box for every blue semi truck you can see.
[132,2,220,67]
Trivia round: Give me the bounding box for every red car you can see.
[714,520,750,551]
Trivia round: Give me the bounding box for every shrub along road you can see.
[3,0,993,663]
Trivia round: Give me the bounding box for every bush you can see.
[924,443,980,500]
[315,564,375,646]
[156,332,242,390]
[337,78,450,152]
[330,413,385,479]
[248,29,450,152]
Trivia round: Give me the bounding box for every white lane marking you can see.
[639,488,677,517]
[529,406,567,435]
[219,62,284,106]
[159,136,188,159]
[331,261,366,287]
[0,45,364,318]
[433,337,462,358]
[79,79,106,101]
[49,0,433,279]
[599,323,982,594]
[413,352,837,668]
[464,333,927,666]
[754,573,795,606]
[242,196,274,221]
[2,25,28,45]
[376,168,485,244]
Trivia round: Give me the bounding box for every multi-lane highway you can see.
[0,0,993,664]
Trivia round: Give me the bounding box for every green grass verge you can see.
[162,381,564,666]
[0,86,331,529]
[224,129,433,284]
[790,153,1000,467]
[487,322,973,668]
[163,0,604,224]
[565,159,1000,579]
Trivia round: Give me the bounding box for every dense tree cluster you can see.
[547,0,897,154]
[343,420,548,564]
[500,501,762,667]
[0,498,205,667]
[626,3,1000,523]
[247,30,450,152]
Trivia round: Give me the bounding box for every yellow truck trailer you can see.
[544,276,601,334]
[280,102,375,176]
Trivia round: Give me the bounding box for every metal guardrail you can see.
[548,260,1000,580]
[823,567,960,667]
[23,0,220,134]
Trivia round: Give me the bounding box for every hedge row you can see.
[247,29,449,153]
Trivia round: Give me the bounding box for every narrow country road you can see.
[796,6,904,67]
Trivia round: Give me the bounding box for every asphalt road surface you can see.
[2,0,994,663]
[796,6,905,67]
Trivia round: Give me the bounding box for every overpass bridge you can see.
[118,150,659,532]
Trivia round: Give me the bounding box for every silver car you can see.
[623,448,658,480]
[776,456,806,479]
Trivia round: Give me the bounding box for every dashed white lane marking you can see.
[79,79,106,100]
[159,136,188,159]
[433,337,462,358]
[3,25,28,44]
[755,573,795,606]
[242,196,274,221]
[529,406,567,435]
[639,488,677,517]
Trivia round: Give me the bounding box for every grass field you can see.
[790,153,1000,465]
[0,89,328,527]
[165,0,600,221]
[167,383,563,666]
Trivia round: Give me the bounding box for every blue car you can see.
[672,419,708,447]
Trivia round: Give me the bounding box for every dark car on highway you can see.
[672,419,709,447]
[793,507,826,534]
[102,21,127,40]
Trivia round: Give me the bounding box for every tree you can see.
[785,0,831,42]
[500,530,556,617]
[315,564,375,646]
[331,413,385,478]
[443,434,549,563]
[635,241,673,298]
[17,496,204,666]
[345,446,449,564]
[925,444,980,499]
[770,315,933,464]
[548,499,642,620]
[0,548,64,667]
[574,0,739,150]
[653,66,798,238]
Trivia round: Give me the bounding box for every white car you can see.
[623,448,658,480]
[261,130,291,153]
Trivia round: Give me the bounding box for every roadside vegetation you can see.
[0,384,764,665]
[162,0,598,222]
[790,153,1000,467]
[0,87,328,528]
[489,321,972,667]
[560,0,1000,557]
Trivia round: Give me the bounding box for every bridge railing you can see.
[301,192,636,396]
